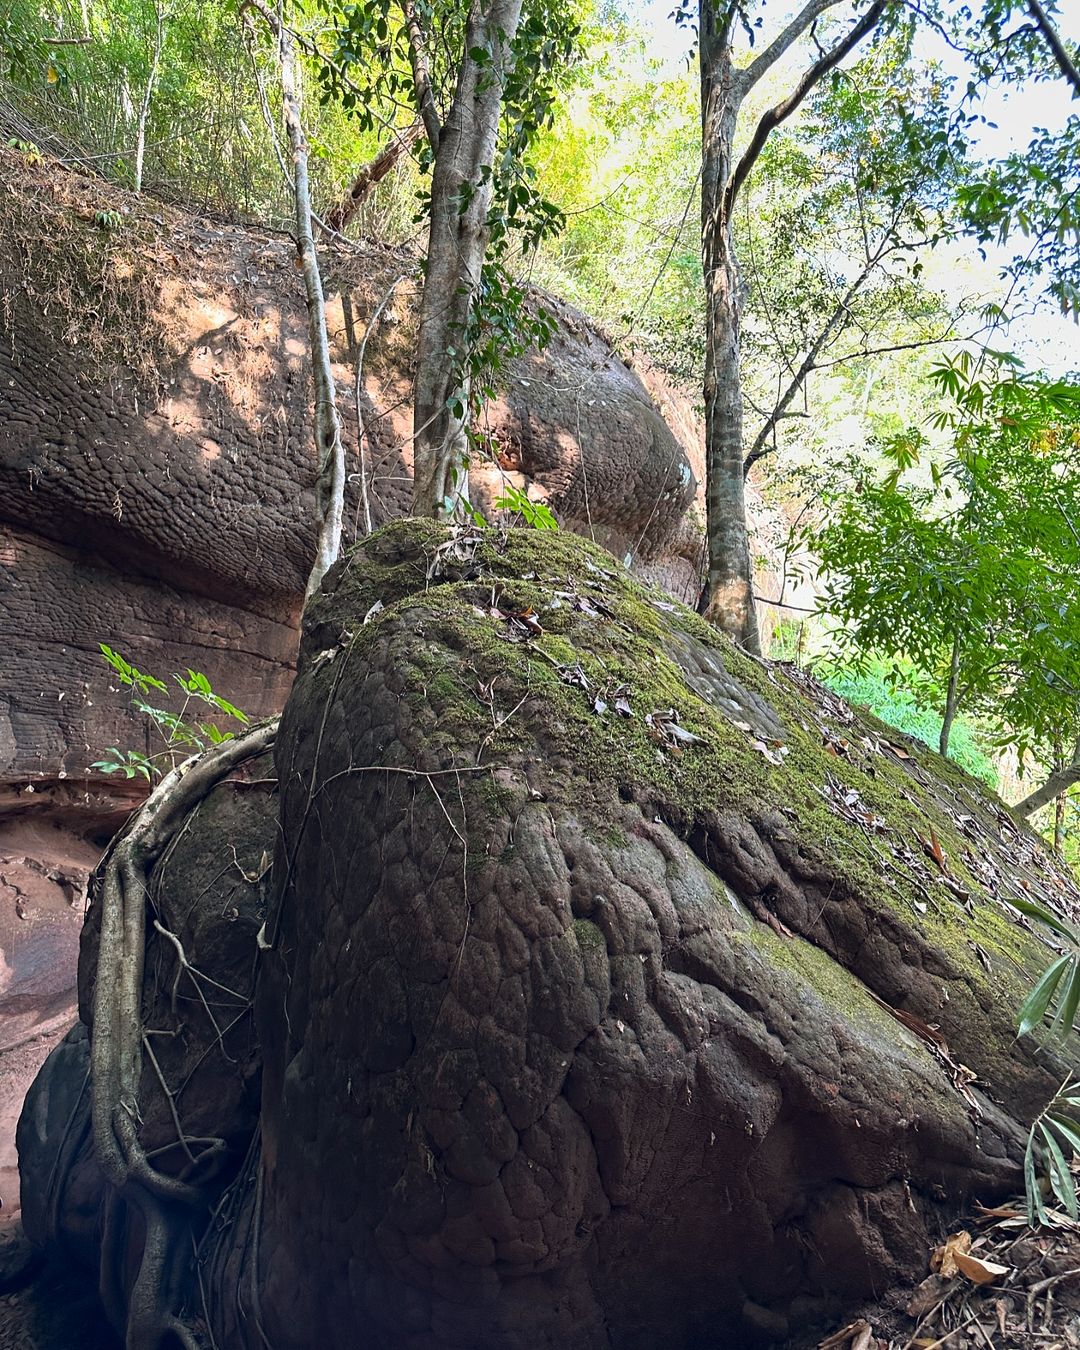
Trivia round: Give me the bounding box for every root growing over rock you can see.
[88,721,277,1350]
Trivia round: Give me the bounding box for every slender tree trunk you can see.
[939,635,961,756]
[691,0,885,652]
[410,0,524,519]
[278,24,346,601]
[134,0,164,193]
[1017,735,1080,818]
[697,10,761,654]
[1053,742,1068,853]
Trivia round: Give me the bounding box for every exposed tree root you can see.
[89,720,278,1350]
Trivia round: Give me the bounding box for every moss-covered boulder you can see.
[250,521,1079,1348]
[20,520,1080,1349]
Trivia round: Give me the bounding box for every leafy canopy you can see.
[811,355,1080,762]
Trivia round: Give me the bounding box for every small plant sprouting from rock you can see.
[493,485,559,531]
[91,643,248,781]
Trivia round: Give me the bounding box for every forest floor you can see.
[0,1201,1078,1348]
[0,1218,116,1350]
[805,1207,1080,1350]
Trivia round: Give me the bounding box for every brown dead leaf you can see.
[931,1230,972,1278]
[886,741,912,760]
[818,1318,873,1350]
[905,1273,952,1318]
[952,1249,1010,1286]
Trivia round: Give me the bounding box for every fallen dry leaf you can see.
[931,1230,972,1278]
[952,1249,1010,1286]
[817,1318,873,1350]
[905,1273,952,1319]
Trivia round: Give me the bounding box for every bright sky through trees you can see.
[628,0,1079,373]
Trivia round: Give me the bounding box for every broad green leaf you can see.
[1011,896,1080,942]
[1018,954,1072,1037]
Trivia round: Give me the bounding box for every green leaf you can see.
[1041,1121,1079,1218]
[1026,1126,1048,1227]
[1011,896,1080,943]
[1052,958,1080,1039]
[1046,1111,1080,1157]
[1018,954,1072,1037]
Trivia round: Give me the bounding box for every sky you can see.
[630,0,1080,374]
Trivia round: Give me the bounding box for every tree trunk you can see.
[939,636,961,756]
[1054,750,1067,854]
[410,0,524,520]
[697,8,761,654]
[1016,736,1080,818]
[278,24,346,601]
[133,0,164,193]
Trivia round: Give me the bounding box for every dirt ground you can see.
[800,1207,1080,1350]
[0,1239,117,1350]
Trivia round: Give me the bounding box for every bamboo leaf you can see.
[1018,955,1072,1036]
[1041,1122,1079,1219]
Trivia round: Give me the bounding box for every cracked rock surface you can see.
[20,521,1080,1349]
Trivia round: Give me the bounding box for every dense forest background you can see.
[2,0,1079,849]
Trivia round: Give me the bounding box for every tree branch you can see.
[323,120,422,233]
[736,0,844,94]
[1026,0,1080,96]
[744,247,883,474]
[400,0,442,149]
[1016,736,1080,817]
[728,0,888,212]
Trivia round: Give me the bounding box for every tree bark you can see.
[133,0,164,193]
[1026,0,1080,96]
[697,5,762,653]
[1016,736,1080,818]
[323,121,422,235]
[277,25,347,602]
[939,635,961,756]
[695,0,887,652]
[1053,742,1068,853]
[410,0,525,519]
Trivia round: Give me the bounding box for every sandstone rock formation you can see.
[20,522,1080,1349]
[0,144,709,1201]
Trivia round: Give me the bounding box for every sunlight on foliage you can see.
[91,643,248,781]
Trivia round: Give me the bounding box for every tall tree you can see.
[408,0,526,517]
[322,0,577,520]
[690,0,889,652]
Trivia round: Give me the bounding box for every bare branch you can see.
[1026,0,1080,95]
[400,0,442,149]
[1016,736,1080,817]
[744,250,882,474]
[323,121,423,233]
[728,0,888,212]
[243,0,347,598]
[735,0,845,94]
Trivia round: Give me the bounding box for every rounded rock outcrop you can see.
[20,521,1080,1349]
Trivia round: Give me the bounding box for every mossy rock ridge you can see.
[252,521,1080,1349]
[18,520,1080,1349]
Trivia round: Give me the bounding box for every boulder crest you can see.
[21,520,1080,1349]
